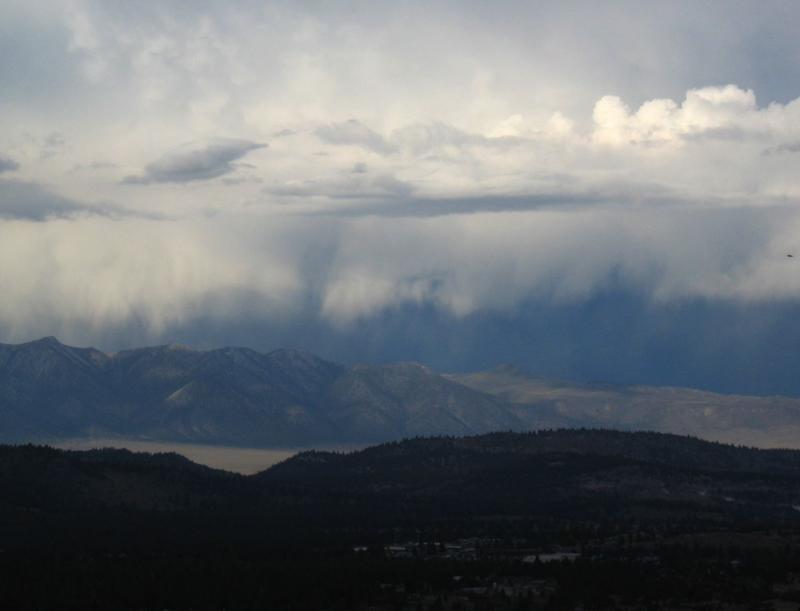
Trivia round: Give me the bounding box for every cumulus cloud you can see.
[590,85,800,147]
[123,139,266,184]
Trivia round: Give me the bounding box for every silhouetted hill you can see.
[259,430,800,524]
[5,433,800,611]
[5,430,800,542]
[0,444,238,513]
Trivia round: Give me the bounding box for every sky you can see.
[2,1,800,394]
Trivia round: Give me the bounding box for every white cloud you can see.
[591,85,800,148]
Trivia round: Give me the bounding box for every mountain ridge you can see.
[5,429,800,527]
[4,336,800,449]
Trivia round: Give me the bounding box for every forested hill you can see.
[264,429,800,485]
[3,429,800,550]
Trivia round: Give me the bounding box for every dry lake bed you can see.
[54,438,364,474]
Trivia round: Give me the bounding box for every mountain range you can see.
[3,336,800,448]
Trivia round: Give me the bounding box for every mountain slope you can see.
[0,338,536,446]
[324,362,532,439]
[0,337,119,437]
[448,365,800,449]
[5,336,800,448]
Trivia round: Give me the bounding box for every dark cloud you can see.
[304,182,686,218]
[315,120,395,155]
[0,180,159,221]
[325,193,599,217]
[0,155,18,173]
[266,171,415,200]
[764,141,800,156]
[71,161,118,172]
[0,179,98,221]
[221,175,263,186]
[681,125,767,144]
[40,131,66,159]
[123,139,266,185]
[90,290,800,398]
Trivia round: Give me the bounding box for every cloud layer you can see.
[2,1,800,393]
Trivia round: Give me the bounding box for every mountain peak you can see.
[266,348,340,370]
[29,336,63,346]
[369,361,432,374]
[165,343,198,352]
[268,347,317,359]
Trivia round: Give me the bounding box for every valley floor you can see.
[53,437,365,474]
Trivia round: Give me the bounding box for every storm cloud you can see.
[3,1,800,395]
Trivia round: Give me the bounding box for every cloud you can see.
[313,191,611,218]
[5,2,800,394]
[314,119,521,158]
[40,131,66,159]
[390,122,520,155]
[0,214,305,342]
[123,139,266,184]
[267,172,414,200]
[590,85,800,147]
[764,142,800,155]
[315,120,395,155]
[0,155,18,173]
[0,180,99,221]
